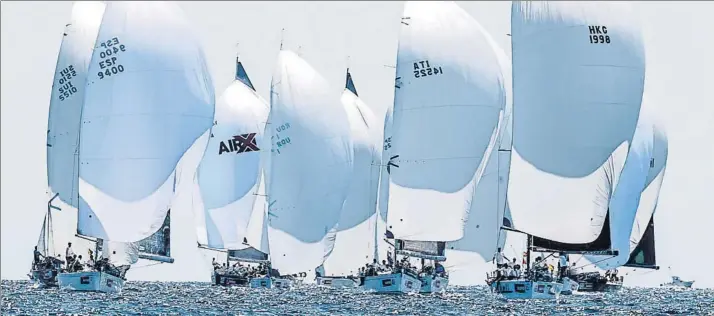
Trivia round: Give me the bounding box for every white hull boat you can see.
[249,276,292,289]
[491,279,562,300]
[363,273,421,294]
[58,271,124,293]
[661,276,694,288]
[316,276,360,288]
[419,275,448,294]
[29,269,60,288]
[559,277,579,295]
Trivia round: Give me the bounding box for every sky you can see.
[2,1,713,288]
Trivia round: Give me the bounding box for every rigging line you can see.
[131,261,163,270]
[575,255,616,270]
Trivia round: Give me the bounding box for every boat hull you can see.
[249,277,292,289]
[661,277,694,288]
[491,280,562,299]
[560,277,580,295]
[30,269,59,288]
[577,280,622,292]
[58,271,124,293]
[211,272,249,287]
[316,276,359,288]
[419,275,448,293]
[363,273,421,294]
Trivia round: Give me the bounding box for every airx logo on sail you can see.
[218,133,259,155]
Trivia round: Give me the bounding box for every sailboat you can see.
[317,69,382,288]
[575,116,669,292]
[444,21,514,288]
[33,1,106,289]
[365,1,507,294]
[266,50,354,285]
[55,1,215,293]
[661,267,695,288]
[192,55,269,287]
[494,1,646,299]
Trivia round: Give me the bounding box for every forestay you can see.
[46,1,105,208]
[323,71,382,276]
[77,1,215,243]
[196,59,268,251]
[387,1,506,242]
[267,50,354,275]
[507,1,645,249]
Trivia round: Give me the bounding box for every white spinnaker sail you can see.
[446,38,513,277]
[376,105,394,261]
[105,241,140,266]
[387,1,506,242]
[267,50,354,275]
[46,1,106,209]
[628,123,667,254]
[583,118,668,269]
[196,71,268,251]
[77,1,215,243]
[581,117,654,268]
[323,72,382,276]
[507,1,645,245]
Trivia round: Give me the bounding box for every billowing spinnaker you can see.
[508,1,645,246]
[78,1,215,242]
[625,123,667,267]
[267,50,353,275]
[46,1,106,207]
[323,72,382,276]
[387,1,506,242]
[583,119,667,269]
[447,35,513,271]
[197,72,268,250]
[584,117,655,268]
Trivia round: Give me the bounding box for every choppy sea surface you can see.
[2,280,713,315]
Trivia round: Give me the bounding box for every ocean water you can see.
[2,281,713,315]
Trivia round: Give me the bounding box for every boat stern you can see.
[491,280,562,299]
[419,275,448,293]
[58,271,124,293]
[363,273,421,294]
[316,276,359,288]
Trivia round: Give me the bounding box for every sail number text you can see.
[271,123,292,155]
[588,25,610,44]
[57,65,78,101]
[384,136,392,151]
[413,60,443,78]
[96,37,127,79]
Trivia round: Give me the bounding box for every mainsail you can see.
[322,70,382,276]
[76,1,215,253]
[46,1,105,211]
[386,1,506,247]
[195,57,268,253]
[41,1,114,264]
[267,50,354,275]
[376,105,394,262]
[507,1,646,253]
